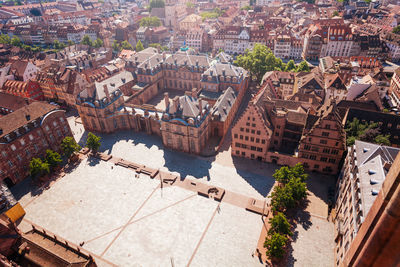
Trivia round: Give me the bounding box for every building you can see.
[389,67,400,109]
[298,102,346,174]
[334,140,400,266]
[179,14,202,31]
[1,80,43,101]
[161,93,211,154]
[0,101,72,186]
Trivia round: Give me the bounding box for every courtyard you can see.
[9,113,337,267]
[15,159,264,267]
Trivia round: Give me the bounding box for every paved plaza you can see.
[10,114,336,267]
[16,159,264,267]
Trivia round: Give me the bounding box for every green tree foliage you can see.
[112,40,121,52]
[149,0,165,10]
[29,158,50,178]
[11,36,22,47]
[285,60,296,72]
[81,35,93,47]
[241,5,252,10]
[234,44,284,82]
[268,212,292,236]
[186,2,194,8]
[94,38,103,48]
[200,8,224,20]
[136,40,144,52]
[67,40,75,46]
[45,149,62,169]
[332,10,340,17]
[270,164,308,212]
[393,26,400,34]
[0,34,11,44]
[345,118,391,146]
[61,136,81,158]
[86,132,101,152]
[139,16,162,27]
[121,40,133,50]
[264,232,288,260]
[53,40,66,50]
[272,163,308,185]
[296,60,310,72]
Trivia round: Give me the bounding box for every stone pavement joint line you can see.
[84,193,197,245]
[99,185,160,257]
[186,203,220,267]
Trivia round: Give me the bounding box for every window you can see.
[329,158,336,163]
[314,164,320,169]
[60,117,64,122]
[256,138,260,143]
[240,127,244,132]
[245,128,249,133]
[251,130,255,134]
[20,139,25,146]
[320,139,327,144]
[250,137,254,142]
[251,146,256,151]
[25,149,30,156]
[304,144,311,150]
[323,148,330,153]
[2,151,7,157]
[234,134,238,138]
[53,121,58,127]
[246,122,250,126]
[29,134,34,141]
[262,139,265,144]
[241,151,245,156]
[257,131,260,135]
[252,123,256,127]
[49,134,55,143]
[257,147,262,152]
[331,149,339,155]
[45,125,50,131]
[34,144,38,152]
[16,154,22,162]
[245,136,249,141]
[320,157,327,162]
[11,145,16,151]
[310,155,317,160]
[325,124,331,129]
[236,150,239,155]
[240,135,243,140]
[275,132,279,137]
[8,160,13,167]
[322,132,329,137]
[235,142,240,147]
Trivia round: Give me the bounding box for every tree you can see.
[272,163,308,185]
[269,212,292,236]
[332,10,340,17]
[393,26,400,34]
[0,34,11,44]
[286,177,307,203]
[112,40,121,52]
[285,60,296,72]
[241,5,251,10]
[234,44,284,82]
[121,40,133,50]
[136,40,144,52]
[264,232,287,260]
[45,149,62,169]
[149,0,165,10]
[186,2,194,8]
[93,38,103,48]
[67,40,75,46]
[29,158,50,178]
[270,185,296,212]
[53,40,66,50]
[11,36,22,47]
[374,134,391,146]
[81,35,93,47]
[139,16,162,27]
[86,132,101,152]
[61,136,81,158]
[296,61,310,72]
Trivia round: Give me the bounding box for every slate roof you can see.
[211,87,237,122]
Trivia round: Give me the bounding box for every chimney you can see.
[198,97,203,117]
[164,92,170,109]
[103,84,110,101]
